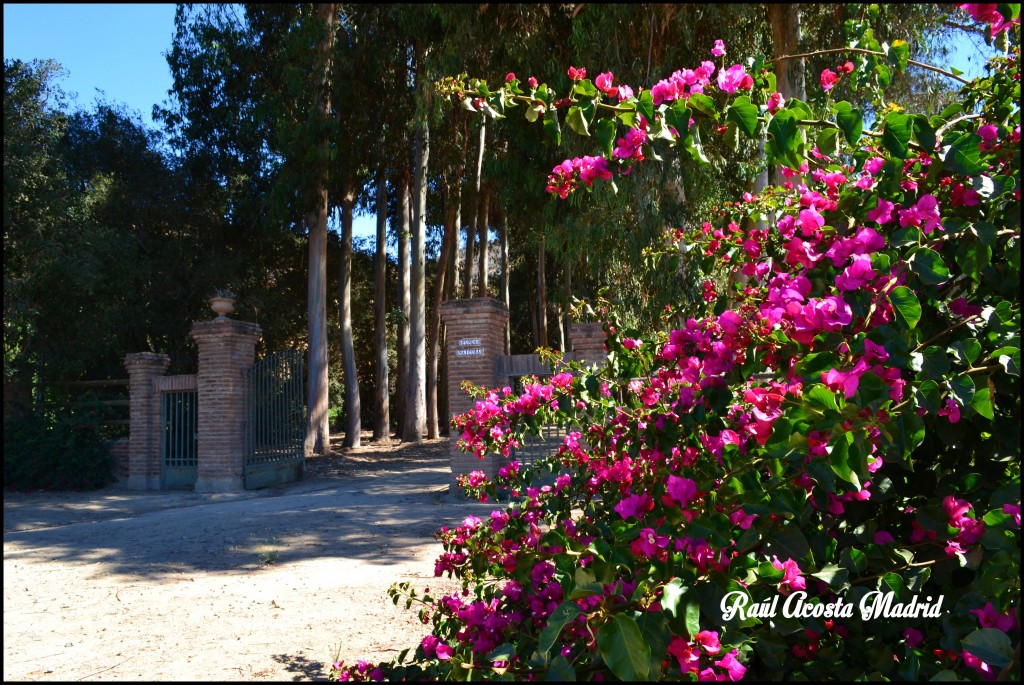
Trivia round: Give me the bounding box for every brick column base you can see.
[570,322,607,367]
[124,352,170,490]
[440,298,509,495]
[190,318,262,493]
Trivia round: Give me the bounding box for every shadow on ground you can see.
[3,436,493,581]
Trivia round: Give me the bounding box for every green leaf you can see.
[886,39,910,73]
[875,62,891,88]
[768,109,801,169]
[688,93,717,118]
[948,339,982,366]
[888,286,922,329]
[573,79,598,98]
[912,114,937,151]
[538,601,582,655]
[525,102,542,123]
[543,109,561,147]
[941,132,986,176]
[834,101,863,145]
[546,655,576,681]
[637,90,655,123]
[571,567,603,599]
[785,98,814,120]
[597,614,651,682]
[949,375,975,407]
[566,106,590,136]
[961,629,1014,669]
[909,247,950,286]
[486,643,517,661]
[830,435,860,489]
[683,127,711,165]
[971,387,995,420]
[811,563,850,590]
[726,96,758,137]
[807,384,841,412]
[816,128,839,157]
[666,101,692,136]
[956,241,992,282]
[595,118,616,156]
[881,112,912,159]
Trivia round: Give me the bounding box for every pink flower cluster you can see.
[668,631,747,680]
[545,155,613,199]
[958,3,1020,35]
[650,62,717,105]
[942,495,986,557]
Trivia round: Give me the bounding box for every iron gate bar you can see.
[243,349,304,488]
[161,389,197,489]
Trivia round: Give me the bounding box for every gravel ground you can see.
[3,435,491,681]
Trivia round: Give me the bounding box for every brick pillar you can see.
[124,352,170,490]
[570,322,607,367]
[440,298,509,493]
[190,318,262,493]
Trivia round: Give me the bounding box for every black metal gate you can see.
[161,390,198,489]
[243,349,305,489]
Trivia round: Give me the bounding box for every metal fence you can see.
[243,349,305,489]
[160,389,198,489]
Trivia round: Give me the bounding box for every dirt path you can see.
[3,438,490,681]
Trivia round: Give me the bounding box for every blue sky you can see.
[4,4,996,240]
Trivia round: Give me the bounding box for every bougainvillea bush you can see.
[333,5,1020,681]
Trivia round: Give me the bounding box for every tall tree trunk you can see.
[427,186,456,439]
[768,5,806,181]
[396,171,411,436]
[304,3,338,456]
[373,168,389,442]
[463,118,485,298]
[339,181,361,448]
[476,185,490,298]
[769,5,806,102]
[498,198,510,354]
[403,44,429,442]
[537,238,548,349]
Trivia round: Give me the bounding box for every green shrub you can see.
[3,402,117,491]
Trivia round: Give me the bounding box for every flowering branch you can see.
[773,47,973,85]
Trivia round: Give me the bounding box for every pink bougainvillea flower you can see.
[772,556,807,594]
[595,71,617,97]
[949,297,983,318]
[864,157,886,175]
[632,527,670,557]
[867,197,895,225]
[1003,503,1021,527]
[666,475,698,506]
[614,492,653,520]
[505,72,516,82]
[961,650,997,680]
[978,123,999,146]
[903,627,924,648]
[694,630,722,655]
[717,64,753,94]
[835,255,877,291]
[971,602,1016,632]
[729,507,758,529]
[528,76,538,88]
[714,649,747,681]
[939,398,961,423]
[622,337,642,350]
[767,91,786,113]
[567,65,586,81]
[616,83,635,102]
[711,39,726,57]
[820,68,840,92]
